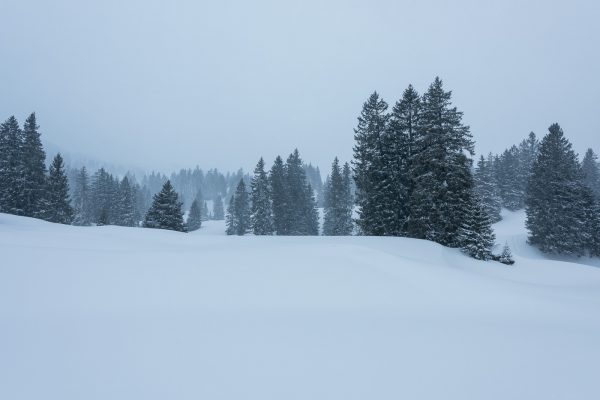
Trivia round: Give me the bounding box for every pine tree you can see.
[187,199,202,231]
[352,92,389,235]
[342,162,354,234]
[21,113,47,217]
[201,200,209,221]
[212,195,225,220]
[458,193,496,260]
[515,132,539,207]
[143,180,185,232]
[97,208,109,226]
[498,243,515,265]
[495,146,522,210]
[582,148,600,198]
[44,153,73,224]
[407,77,474,247]
[117,176,136,227]
[474,155,502,223]
[72,167,92,226]
[323,158,353,235]
[285,149,319,235]
[225,179,250,235]
[270,155,289,235]
[250,157,274,235]
[0,116,24,215]
[526,124,590,255]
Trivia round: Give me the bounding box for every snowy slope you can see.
[1,212,599,400]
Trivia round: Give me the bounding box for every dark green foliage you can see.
[498,243,515,265]
[582,148,600,198]
[285,149,319,235]
[44,153,74,224]
[143,180,185,232]
[226,179,251,235]
[323,157,353,235]
[250,158,273,235]
[72,167,92,226]
[352,92,389,235]
[474,155,502,223]
[0,116,25,215]
[458,193,496,260]
[116,176,136,227]
[525,124,592,256]
[269,156,288,235]
[21,113,47,217]
[407,77,474,247]
[187,199,202,231]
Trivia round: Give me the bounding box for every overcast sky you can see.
[1,0,598,174]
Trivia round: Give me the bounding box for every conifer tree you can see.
[143,180,185,232]
[72,167,92,226]
[21,113,47,217]
[225,179,251,235]
[117,176,136,227]
[212,195,225,220]
[44,153,73,224]
[352,92,389,235]
[323,158,353,235]
[270,155,288,235]
[0,116,24,215]
[407,77,474,247]
[474,155,502,223]
[250,157,274,235]
[582,148,600,198]
[342,162,354,233]
[285,149,319,235]
[526,124,590,255]
[458,193,496,260]
[498,243,515,265]
[187,199,202,231]
[201,200,209,221]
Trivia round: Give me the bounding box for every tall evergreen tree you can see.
[407,77,475,247]
[474,155,502,223]
[201,200,209,221]
[21,113,47,217]
[187,199,202,231]
[225,179,251,235]
[270,155,289,235]
[44,153,73,224]
[458,193,496,260]
[250,157,274,235]
[341,162,354,233]
[143,180,185,232]
[285,149,319,235]
[323,158,353,235]
[526,124,590,255]
[72,167,92,226]
[582,148,600,198]
[212,195,225,220]
[352,92,389,235]
[116,176,136,227]
[0,116,24,215]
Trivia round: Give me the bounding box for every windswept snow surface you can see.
[1,211,599,400]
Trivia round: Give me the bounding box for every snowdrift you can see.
[1,211,599,400]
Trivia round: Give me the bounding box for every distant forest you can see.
[1,77,599,263]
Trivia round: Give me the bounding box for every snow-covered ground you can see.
[1,211,599,400]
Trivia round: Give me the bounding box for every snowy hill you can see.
[1,212,599,400]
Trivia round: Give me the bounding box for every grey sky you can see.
[1,0,598,174]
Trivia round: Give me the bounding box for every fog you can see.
[1,0,598,173]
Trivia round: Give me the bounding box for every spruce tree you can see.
[498,243,515,265]
[270,155,289,235]
[72,167,92,226]
[117,176,136,227]
[250,157,274,235]
[407,77,474,247]
[187,199,202,231]
[342,162,354,234]
[21,113,47,217]
[212,195,225,220]
[285,149,319,235]
[474,155,502,223]
[143,180,185,232]
[0,116,24,215]
[225,179,251,235]
[458,193,496,260]
[352,92,389,235]
[44,153,73,224]
[582,148,600,198]
[201,200,209,221]
[323,158,353,235]
[526,123,590,255]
